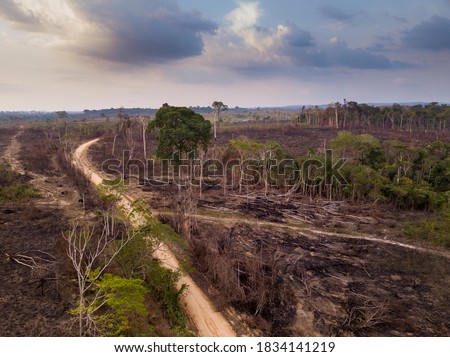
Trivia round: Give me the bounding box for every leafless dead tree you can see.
[137,115,151,160]
[62,211,135,336]
[112,110,129,157]
[2,249,58,295]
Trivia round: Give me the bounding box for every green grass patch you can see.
[0,184,41,203]
[0,163,40,203]
[403,211,450,248]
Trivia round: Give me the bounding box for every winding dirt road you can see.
[73,139,237,337]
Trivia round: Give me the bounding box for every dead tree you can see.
[62,211,135,336]
[212,101,228,140]
[138,115,151,160]
[2,249,58,295]
[112,109,130,157]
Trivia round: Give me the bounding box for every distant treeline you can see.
[2,102,450,131]
[0,108,157,122]
[297,102,450,131]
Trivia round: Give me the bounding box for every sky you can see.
[0,0,450,111]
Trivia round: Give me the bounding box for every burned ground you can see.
[216,124,450,157]
[136,180,450,336]
[0,128,17,157]
[190,222,449,336]
[0,127,79,336]
[0,206,74,336]
[87,123,450,336]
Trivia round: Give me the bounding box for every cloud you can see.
[285,39,413,70]
[327,43,408,69]
[200,3,310,76]
[0,0,41,29]
[199,2,412,77]
[0,0,217,65]
[73,0,217,64]
[0,0,86,33]
[403,16,450,51]
[285,24,316,48]
[329,37,339,45]
[0,0,411,74]
[201,28,286,77]
[226,1,261,33]
[327,22,349,31]
[393,77,413,86]
[367,35,396,52]
[223,1,290,52]
[319,5,354,22]
[384,12,408,24]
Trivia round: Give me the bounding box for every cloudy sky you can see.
[1,0,449,111]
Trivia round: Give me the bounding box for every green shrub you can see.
[144,260,192,336]
[75,274,150,337]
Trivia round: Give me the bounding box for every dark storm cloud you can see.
[403,16,450,51]
[385,12,408,24]
[286,25,316,48]
[286,40,412,70]
[326,45,409,69]
[69,0,218,64]
[0,0,217,65]
[319,5,354,21]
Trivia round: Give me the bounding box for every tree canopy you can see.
[148,105,212,162]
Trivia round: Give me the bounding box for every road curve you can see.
[73,139,237,337]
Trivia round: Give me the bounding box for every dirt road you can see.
[148,206,450,260]
[4,131,26,175]
[73,139,237,337]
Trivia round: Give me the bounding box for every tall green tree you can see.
[148,105,212,163]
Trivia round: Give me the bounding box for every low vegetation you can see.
[403,212,450,248]
[0,163,40,203]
